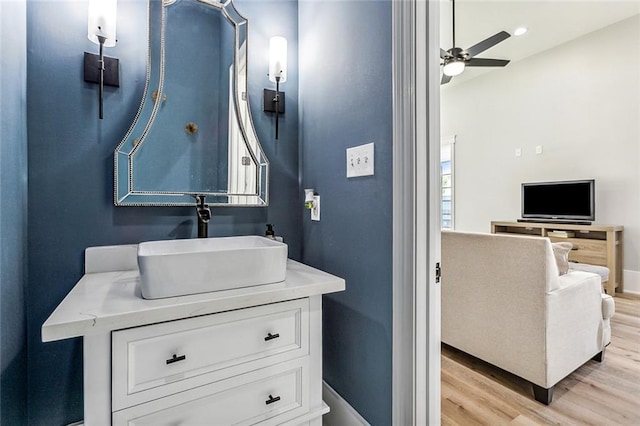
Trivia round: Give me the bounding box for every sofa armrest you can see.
[601,294,615,320]
[545,271,604,387]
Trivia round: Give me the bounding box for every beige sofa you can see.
[441,231,615,404]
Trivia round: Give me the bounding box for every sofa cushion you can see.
[552,242,572,275]
[569,262,610,283]
[557,269,600,290]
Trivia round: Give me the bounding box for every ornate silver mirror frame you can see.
[115,0,268,206]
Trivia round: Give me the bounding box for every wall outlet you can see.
[311,195,320,221]
[515,148,522,157]
[346,143,375,178]
[535,145,543,155]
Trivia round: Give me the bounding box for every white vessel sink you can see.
[137,236,288,299]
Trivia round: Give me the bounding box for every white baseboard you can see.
[322,381,370,426]
[623,269,640,295]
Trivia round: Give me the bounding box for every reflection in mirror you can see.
[115,0,268,206]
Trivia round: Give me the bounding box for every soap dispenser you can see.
[265,223,275,239]
[265,224,284,242]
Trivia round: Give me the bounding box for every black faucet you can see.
[195,195,211,238]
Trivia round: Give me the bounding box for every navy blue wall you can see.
[25,0,299,424]
[299,1,393,424]
[0,1,28,424]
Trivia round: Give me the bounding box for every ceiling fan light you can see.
[514,27,528,36]
[443,60,465,77]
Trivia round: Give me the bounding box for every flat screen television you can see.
[521,179,595,223]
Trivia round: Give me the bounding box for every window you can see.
[441,137,455,230]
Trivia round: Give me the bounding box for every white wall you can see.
[442,15,640,280]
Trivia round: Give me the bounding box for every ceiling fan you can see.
[441,0,511,84]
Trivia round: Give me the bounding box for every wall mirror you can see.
[115,0,268,206]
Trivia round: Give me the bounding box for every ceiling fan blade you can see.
[466,58,510,67]
[440,48,450,59]
[465,31,510,58]
[441,73,453,85]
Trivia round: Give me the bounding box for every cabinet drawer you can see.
[112,298,309,410]
[550,237,607,266]
[113,358,309,426]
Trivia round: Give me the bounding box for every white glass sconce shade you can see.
[88,0,118,47]
[269,36,287,83]
[443,59,465,77]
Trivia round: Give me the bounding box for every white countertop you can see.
[42,257,345,343]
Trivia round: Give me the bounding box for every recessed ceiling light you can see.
[514,27,528,36]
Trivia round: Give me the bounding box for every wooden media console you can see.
[491,221,624,295]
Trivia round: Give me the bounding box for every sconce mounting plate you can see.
[263,89,285,113]
[83,52,120,87]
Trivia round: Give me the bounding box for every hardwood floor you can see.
[441,294,640,425]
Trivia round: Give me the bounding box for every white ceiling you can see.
[440,0,640,86]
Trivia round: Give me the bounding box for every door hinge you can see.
[435,262,441,283]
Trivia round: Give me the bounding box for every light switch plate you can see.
[347,143,375,178]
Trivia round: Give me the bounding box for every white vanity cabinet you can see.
[42,245,345,426]
[111,298,310,411]
[112,358,309,425]
[110,297,322,425]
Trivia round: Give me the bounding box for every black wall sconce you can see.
[263,36,287,140]
[84,0,119,120]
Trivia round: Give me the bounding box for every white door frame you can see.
[392,0,441,424]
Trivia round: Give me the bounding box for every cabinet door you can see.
[113,298,309,410]
[112,358,309,426]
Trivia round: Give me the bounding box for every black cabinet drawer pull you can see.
[264,332,280,341]
[265,394,281,405]
[166,354,186,365]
